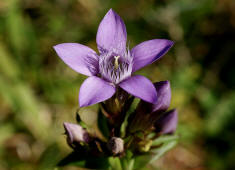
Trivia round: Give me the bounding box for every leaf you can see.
[121,150,134,170]
[134,154,153,170]
[76,110,87,128]
[152,134,179,146]
[86,156,110,169]
[133,137,178,169]
[58,151,110,169]
[120,98,139,138]
[76,110,82,123]
[98,109,110,139]
[121,157,135,170]
[150,140,177,163]
[108,157,123,170]
[57,152,86,167]
[120,110,132,138]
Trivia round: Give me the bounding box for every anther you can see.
[114,56,120,69]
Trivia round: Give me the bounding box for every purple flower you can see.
[54,9,174,107]
[129,81,178,134]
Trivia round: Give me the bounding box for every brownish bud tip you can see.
[107,137,124,155]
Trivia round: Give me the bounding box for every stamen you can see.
[114,56,120,70]
[99,49,133,84]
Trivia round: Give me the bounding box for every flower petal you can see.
[54,43,98,76]
[119,75,157,104]
[131,39,174,72]
[79,76,115,107]
[96,9,127,55]
[155,109,178,134]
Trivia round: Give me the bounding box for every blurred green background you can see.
[0,0,235,169]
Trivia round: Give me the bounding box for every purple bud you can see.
[129,81,171,132]
[152,81,171,112]
[136,81,171,114]
[154,109,178,134]
[63,122,90,147]
[107,137,124,155]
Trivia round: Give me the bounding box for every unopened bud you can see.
[129,81,171,133]
[154,109,178,134]
[108,137,124,155]
[63,122,90,148]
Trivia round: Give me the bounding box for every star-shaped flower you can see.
[54,9,174,107]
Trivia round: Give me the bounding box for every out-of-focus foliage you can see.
[0,0,234,169]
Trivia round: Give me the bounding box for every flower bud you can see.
[137,81,171,114]
[154,109,178,134]
[107,137,124,155]
[63,122,90,148]
[152,81,171,112]
[129,81,171,132]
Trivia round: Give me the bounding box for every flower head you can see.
[54,9,174,107]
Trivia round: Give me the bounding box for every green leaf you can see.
[57,152,86,167]
[58,151,110,169]
[133,137,178,169]
[121,157,135,170]
[134,154,153,170]
[76,110,87,128]
[120,110,132,138]
[121,150,134,170]
[98,109,110,139]
[86,156,110,169]
[120,98,139,138]
[152,134,179,146]
[150,140,177,163]
[108,157,122,170]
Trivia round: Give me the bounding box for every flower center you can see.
[99,49,133,84]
